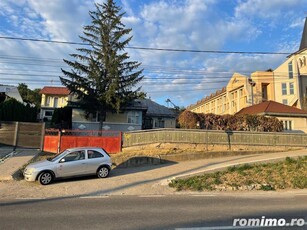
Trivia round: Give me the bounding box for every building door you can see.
[144,117,153,129]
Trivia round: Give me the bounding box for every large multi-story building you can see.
[188,18,307,115]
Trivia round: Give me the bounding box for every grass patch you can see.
[169,156,307,192]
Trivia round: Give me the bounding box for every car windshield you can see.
[48,150,70,162]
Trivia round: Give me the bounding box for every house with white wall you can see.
[0,85,23,103]
[39,86,71,121]
[71,99,177,131]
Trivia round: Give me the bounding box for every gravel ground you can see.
[1,150,307,199]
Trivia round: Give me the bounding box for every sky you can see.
[0,0,306,108]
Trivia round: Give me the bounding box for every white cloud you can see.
[26,0,94,41]
[235,0,306,20]
[138,0,215,48]
[289,17,306,29]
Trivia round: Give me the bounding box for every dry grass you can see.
[169,156,307,191]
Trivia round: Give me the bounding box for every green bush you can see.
[0,98,37,122]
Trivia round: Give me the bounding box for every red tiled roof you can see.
[40,86,70,95]
[236,100,307,116]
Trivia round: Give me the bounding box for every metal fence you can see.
[123,129,307,148]
[45,129,120,137]
[44,129,122,154]
[0,121,45,149]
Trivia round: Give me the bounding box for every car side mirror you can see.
[59,158,66,163]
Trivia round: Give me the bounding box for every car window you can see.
[61,150,85,162]
[87,150,104,159]
[49,150,70,162]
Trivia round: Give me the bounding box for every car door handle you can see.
[81,163,86,164]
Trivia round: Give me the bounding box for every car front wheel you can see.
[97,166,110,178]
[38,171,53,185]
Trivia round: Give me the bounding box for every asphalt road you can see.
[1,194,306,230]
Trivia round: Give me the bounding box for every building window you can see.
[46,97,51,106]
[261,84,268,101]
[283,120,292,131]
[54,97,58,108]
[239,88,243,97]
[127,111,141,124]
[282,99,288,105]
[288,61,293,79]
[289,82,294,95]
[282,83,287,95]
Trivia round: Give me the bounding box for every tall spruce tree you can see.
[60,0,143,130]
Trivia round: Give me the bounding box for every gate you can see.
[43,129,122,154]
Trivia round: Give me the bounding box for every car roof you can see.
[66,147,104,151]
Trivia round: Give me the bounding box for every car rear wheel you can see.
[97,166,110,178]
[38,171,53,185]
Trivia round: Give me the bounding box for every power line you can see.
[0,36,85,46]
[0,55,295,77]
[0,36,292,55]
[128,46,291,55]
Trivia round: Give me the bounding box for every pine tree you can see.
[60,0,143,130]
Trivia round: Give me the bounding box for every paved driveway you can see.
[0,148,14,159]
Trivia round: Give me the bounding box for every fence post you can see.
[13,122,19,151]
[226,129,233,151]
[40,123,46,151]
[119,132,123,152]
[57,130,62,153]
[206,130,209,151]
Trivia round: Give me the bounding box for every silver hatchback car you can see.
[24,147,112,185]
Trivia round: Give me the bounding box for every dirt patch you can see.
[121,143,300,155]
[113,143,299,167]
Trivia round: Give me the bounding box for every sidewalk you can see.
[0,149,40,180]
[0,148,306,199]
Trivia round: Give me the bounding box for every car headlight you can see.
[25,168,36,174]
